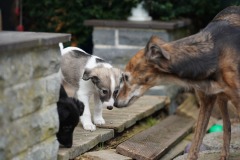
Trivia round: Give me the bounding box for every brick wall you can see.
[0,32,70,160]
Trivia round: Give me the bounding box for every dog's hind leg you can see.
[187,91,216,160]
[217,94,231,160]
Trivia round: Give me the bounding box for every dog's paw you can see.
[80,116,96,131]
[82,123,96,131]
[94,117,105,125]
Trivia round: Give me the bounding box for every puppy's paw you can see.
[80,116,96,131]
[83,123,96,131]
[94,117,105,125]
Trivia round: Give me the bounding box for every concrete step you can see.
[116,115,195,160]
[174,121,240,160]
[174,150,240,160]
[203,122,240,151]
[57,95,167,160]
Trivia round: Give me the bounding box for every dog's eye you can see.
[124,74,129,82]
[145,77,149,83]
[101,89,108,95]
[120,77,123,83]
[114,89,119,95]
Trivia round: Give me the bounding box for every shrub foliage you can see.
[23,0,139,52]
[23,0,239,52]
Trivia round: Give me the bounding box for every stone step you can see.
[174,150,240,160]
[57,95,167,160]
[116,115,195,160]
[203,123,240,151]
[174,121,240,160]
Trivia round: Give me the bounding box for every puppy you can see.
[59,43,122,131]
[56,85,84,148]
[114,6,240,160]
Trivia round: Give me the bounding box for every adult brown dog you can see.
[114,6,240,160]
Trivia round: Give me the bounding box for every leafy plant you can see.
[143,0,240,31]
[23,0,239,52]
[23,0,140,52]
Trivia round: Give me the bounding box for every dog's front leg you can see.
[188,91,216,160]
[217,95,231,160]
[79,95,96,131]
[93,93,105,125]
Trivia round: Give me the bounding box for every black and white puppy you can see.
[59,43,122,131]
[56,85,84,148]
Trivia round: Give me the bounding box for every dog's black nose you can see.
[107,106,113,110]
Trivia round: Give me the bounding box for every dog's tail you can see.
[59,43,64,56]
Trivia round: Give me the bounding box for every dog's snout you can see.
[114,101,124,108]
[107,106,113,110]
[113,101,118,107]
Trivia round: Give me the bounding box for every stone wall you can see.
[84,19,191,65]
[0,31,70,160]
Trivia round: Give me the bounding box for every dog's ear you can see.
[145,36,170,60]
[57,104,70,122]
[73,99,84,116]
[82,69,100,84]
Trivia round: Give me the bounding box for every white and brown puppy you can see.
[59,43,122,131]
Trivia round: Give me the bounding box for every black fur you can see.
[56,85,84,148]
[169,53,218,80]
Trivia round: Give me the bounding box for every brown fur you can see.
[115,6,240,160]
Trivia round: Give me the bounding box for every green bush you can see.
[143,0,240,31]
[23,0,239,51]
[23,0,140,52]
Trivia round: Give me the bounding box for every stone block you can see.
[93,28,115,45]
[0,31,71,52]
[0,49,33,88]
[0,45,61,88]
[203,130,240,151]
[12,136,59,160]
[31,46,61,78]
[2,73,60,121]
[1,104,59,159]
[93,48,141,64]
[119,29,170,46]
[44,73,61,106]
[174,150,240,160]
[3,78,45,120]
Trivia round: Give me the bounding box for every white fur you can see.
[59,42,87,56]
[102,74,115,107]
[60,43,117,131]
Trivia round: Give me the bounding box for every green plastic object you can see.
[208,124,223,133]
